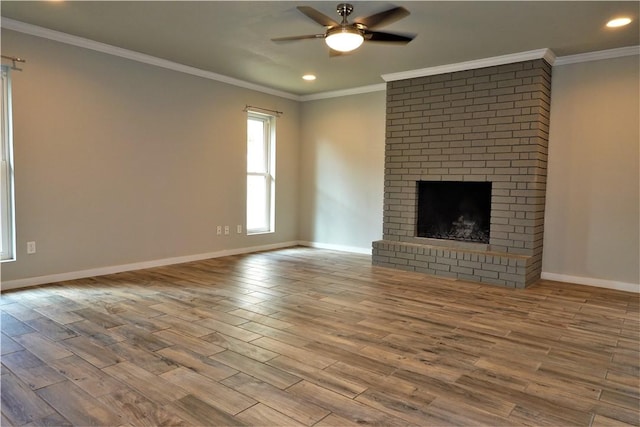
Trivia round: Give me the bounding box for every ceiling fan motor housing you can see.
[336,3,354,20]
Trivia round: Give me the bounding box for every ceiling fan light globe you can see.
[325,28,364,52]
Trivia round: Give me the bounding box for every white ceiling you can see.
[2,1,639,96]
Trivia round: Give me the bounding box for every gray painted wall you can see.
[299,91,386,251]
[1,29,300,283]
[2,28,637,289]
[300,56,639,288]
[544,55,639,285]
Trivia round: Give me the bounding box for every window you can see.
[246,112,275,234]
[1,65,15,261]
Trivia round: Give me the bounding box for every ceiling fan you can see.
[272,3,415,54]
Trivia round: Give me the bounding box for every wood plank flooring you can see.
[1,247,638,426]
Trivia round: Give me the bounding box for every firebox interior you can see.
[416,181,492,244]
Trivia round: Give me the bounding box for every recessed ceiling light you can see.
[302,74,316,81]
[606,17,632,28]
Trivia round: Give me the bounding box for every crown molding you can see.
[1,18,301,101]
[381,48,555,82]
[4,17,637,102]
[299,83,386,101]
[554,45,640,66]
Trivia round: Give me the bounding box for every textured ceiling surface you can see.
[2,1,639,95]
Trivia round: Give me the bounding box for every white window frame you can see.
[1,65,15,262]
[246,111,275,235]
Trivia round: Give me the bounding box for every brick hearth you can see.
[373,59,552,288]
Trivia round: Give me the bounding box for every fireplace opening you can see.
[416,181,491,244]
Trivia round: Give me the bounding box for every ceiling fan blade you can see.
[357,7,410,29]
[365,31,414,44]
[297,6,340,27]
[271,34,325,42]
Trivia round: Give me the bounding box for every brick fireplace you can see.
[372,58,552,288]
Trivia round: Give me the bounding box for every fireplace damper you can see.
[416,181,491,244]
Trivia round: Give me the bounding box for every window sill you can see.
[247,230,275,236]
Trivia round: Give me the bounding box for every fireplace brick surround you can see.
[372,59,552,288]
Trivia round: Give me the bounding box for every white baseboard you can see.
[298,241,372,255]
[541,272,639,293]
[0,241,299,291]
[4,244,635,294]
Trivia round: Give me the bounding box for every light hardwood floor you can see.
[1,247,638,426]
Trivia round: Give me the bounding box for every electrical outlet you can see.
[216,226,222,235]
[224,226,230,235]
[27,241,36,254]
[236,225,242,234]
